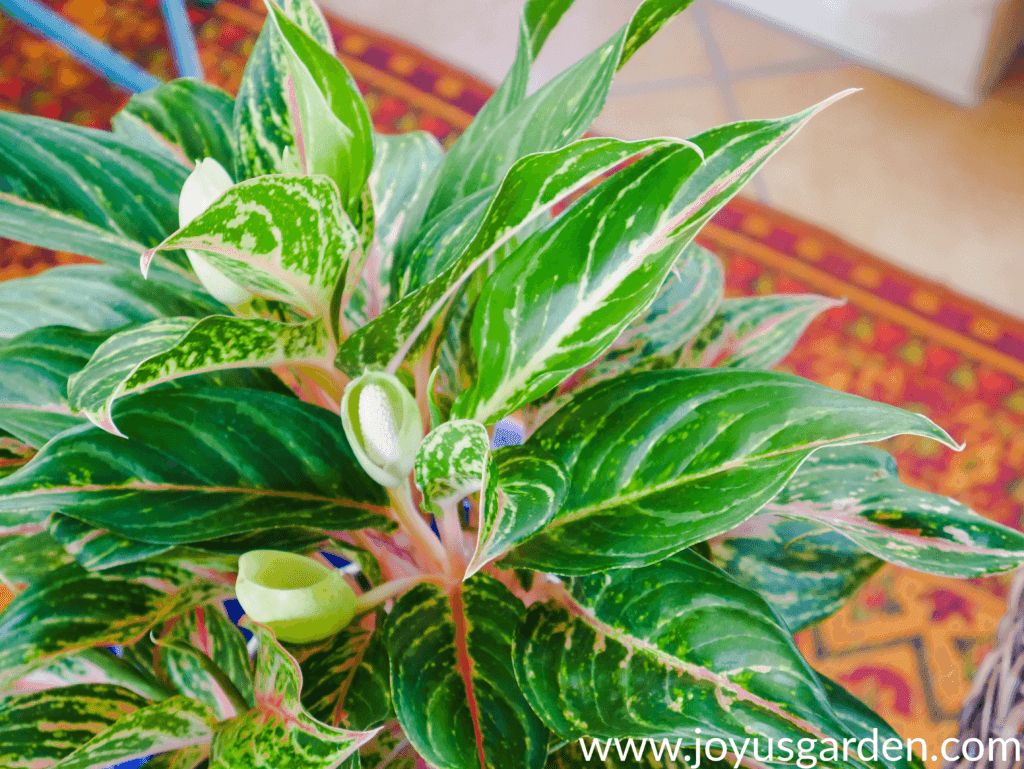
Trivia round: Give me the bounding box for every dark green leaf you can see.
[0,684,150,768]
[711,515,883,632]
[762,445,1024,577]
[0,326,108,447]
[0,560,226,687]
[513,551,869,769]
[116,78,236,171]
[0,265,222,341]
[507,369,959,574]
[300,627,392,730]
[386,574,549,769]
[0,389,391,546]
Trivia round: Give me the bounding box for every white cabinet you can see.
[717,0,1023,105]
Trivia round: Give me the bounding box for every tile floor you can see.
[324,0,1024,319]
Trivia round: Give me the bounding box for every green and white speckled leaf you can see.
[0,326,108,448]
[0,265,223,341]
[469,445,568,578]
[48,696,218,769]
[0,683,150,768]
[142,175,359,316]
[505,369,960,575]
[0,559,226,688]
[0,389,391,546]
[159,604,254,718]
[513,551,869,769]
[0,111,188,266]
[414,419,490,508]
[337,137,671,377]
[370,131,443,270]
[761,445,1024,577]
[48,514,173,571]
[210,625,379,769]
[67,315,331,435]
[116,78,236,171]
[453,95,852,424]
[424,0,694,220]
[386,574,550,769]
[271,4,373,211]
[710,515,883,632]
[299,627,393,730]
[683,293,843,369]
[233,0,334,180]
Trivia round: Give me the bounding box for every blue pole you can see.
[0,0,162,93]
[159,0,205,79]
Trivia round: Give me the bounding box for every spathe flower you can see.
[341,372,423,488]
[234,549,356,644]
[178,157,253,307]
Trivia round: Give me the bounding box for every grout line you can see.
[608,53,847,99]
[690,1,773,205]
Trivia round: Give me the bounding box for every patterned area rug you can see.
[3,0,1024,760]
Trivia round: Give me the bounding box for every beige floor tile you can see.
[594,83,731,142]
[703,0,841,74]
[730,67,1024,317]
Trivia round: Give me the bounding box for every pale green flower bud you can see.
[178,158,253,307]
[234,550,356,644]
[341,372,423,488]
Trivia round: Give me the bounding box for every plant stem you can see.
[389,481,448,575]
[413,345,434,436]
[354,574,435,613]
[436,498,467,577]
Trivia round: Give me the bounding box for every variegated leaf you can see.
[139,745,209,769]
[6,646,171,702]
[49,696,218,769]
[0,683,150,768]
[710,515,883,632]
[0,559,227,688]
[526,241,723,422]
[453,95,853,424]
[423,0,693,221]
[370,131,444,268]
[300,627,392,730]
[506,369,959,575]
[0,531,74,585]
[158,604,255,719]
[386,574,550,769]
[0,265,222,341]
[761,445,1024,577]
[414,419,490,508]
[390,186,494,299]
[0,389,391,546]
[233,0,334,180]
[142,175,359,316]
[469,445,568,578]
[513,551,868,769]
[271,3,373,212]
[48,514,173,571]
[0,326,108,448]
[67,315,330,435]
[210,625,379,769]
[683,293,843,369]
[0,111,188,266]
[115,78,236,171]
[337,137,672,377]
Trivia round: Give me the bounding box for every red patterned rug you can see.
[3,0,1024,758]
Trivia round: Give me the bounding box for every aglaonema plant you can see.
[0,0,1021,767]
